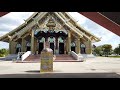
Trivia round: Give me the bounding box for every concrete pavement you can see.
[0,57,120,78]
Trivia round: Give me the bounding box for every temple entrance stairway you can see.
[23,54,79,62]
[24,54,40,62]
[5,54,18,61]
[55,54,76,61]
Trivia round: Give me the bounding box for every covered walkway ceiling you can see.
[0,12,120,36]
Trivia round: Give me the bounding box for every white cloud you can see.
[68,12,87,24]
[0,41,9,49]
[0,12,34,35]
[69,12,120,49]
[0,12,34,49]
[76,15,120,49]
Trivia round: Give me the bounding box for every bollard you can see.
[40,48,53,72]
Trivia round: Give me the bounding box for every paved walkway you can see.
[0,57,120,78]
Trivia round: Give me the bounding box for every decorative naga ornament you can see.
[46,17,56,32]
[8,35,13,41]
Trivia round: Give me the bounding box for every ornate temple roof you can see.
[0,12,100,42]
[1,12,120,36]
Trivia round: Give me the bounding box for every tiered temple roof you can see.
[0,12,100,42]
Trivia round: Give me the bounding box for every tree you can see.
[118,44,120,55]
[102,44,112,57]
[94,44,112,56]
[94,46,103,56]
[0,48,9,57]
[114,44,120,55]
[114,47,119,55]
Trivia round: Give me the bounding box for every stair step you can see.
[5,54,18,60]
[24,54,76,62]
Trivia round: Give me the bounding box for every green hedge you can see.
[0,48,9,57]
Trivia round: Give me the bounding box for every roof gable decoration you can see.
[47,13,98,41]
[64,12,101,42]
[0,12,47,41]
[0,12,100,42]
[35,15,68,34]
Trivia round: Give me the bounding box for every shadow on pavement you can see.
[26,70,40,73]
[0,72,120,78]
[0,58,6,60]
[26,70,62,73]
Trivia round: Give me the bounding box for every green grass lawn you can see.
[98,56,120,58]
[108,56,120,58]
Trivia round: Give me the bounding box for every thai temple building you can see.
[0,12,100,61]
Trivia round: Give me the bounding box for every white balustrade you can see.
[70,51,84,61]
[17,52,25,60]
[21,51,31,61]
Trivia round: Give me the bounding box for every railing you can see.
[17,52,25,60]
[70,51,79,60]
[70,51,84,61]
[21,51,31,61]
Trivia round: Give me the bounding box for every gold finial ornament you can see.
[46,17,56,30]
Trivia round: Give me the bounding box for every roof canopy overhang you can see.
[80,12,120,36]
[0,12,8,17]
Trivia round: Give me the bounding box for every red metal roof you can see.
[80,12,120,36]
[0,12,8,17]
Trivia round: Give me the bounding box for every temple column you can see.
[13,42,17,54]
[43,37,45,49]
[85,40,92,54]
[44,37,49,48]
[58,38,59,54]
[31,29,35,54]
[34,38,37,54]
[88,40,92,54]
[75,39,77,53]
[76,38,80,54]
[66,38,68,54]
[55,37,58,50]
[9,39,17,54]
[68,31,71,54]
[21,38,26,52]
[64,39,67,54]
[36,39,39,54]
[55,37,58,54]
[9,39,12,54]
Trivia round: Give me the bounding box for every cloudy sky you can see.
[0,12,120,49]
